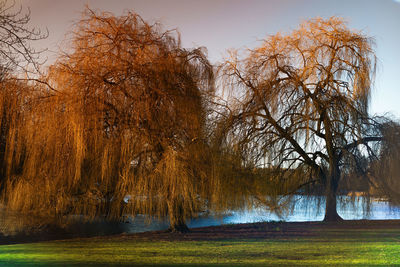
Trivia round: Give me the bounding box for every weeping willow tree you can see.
[0,80,36,194]
[0,1,46,203]
[3,8,215,232]
[220,17,391,221]
[205,105,289,216]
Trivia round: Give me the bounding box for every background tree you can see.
[0,1,47,77]
[4,8,214,232]
[221,17,388,221]
[369,120,400,204]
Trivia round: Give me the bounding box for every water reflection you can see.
[124,195,400,233]
[4,196,399,237]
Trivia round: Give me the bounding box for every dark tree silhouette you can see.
[0,1,47,77]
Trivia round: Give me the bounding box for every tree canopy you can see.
[1,6,400,235]
[220,17,395,221]
[3,8,217,232]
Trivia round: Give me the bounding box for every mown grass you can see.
[0,226,399,266]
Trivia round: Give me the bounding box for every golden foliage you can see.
[220,17,378,221]
[2,12,395,230]
[2,8,216,230]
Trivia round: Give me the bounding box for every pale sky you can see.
[16,0,400,117]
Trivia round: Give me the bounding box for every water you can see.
[123,195,400,233]
[3,195,400,236]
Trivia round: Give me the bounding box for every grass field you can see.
[0,220,399,266]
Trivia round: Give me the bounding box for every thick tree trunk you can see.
[324,190,342,221]
[323,174,343,222]
[321,113,343,222]
[167,198,189,233]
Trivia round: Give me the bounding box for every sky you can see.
[16,0,400,117]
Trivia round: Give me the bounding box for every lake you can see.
[119,195,400,234]
[2,195,400,237]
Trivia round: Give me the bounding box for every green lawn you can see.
[0,226,399,266]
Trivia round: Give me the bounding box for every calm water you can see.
[3,195,399,236]
[120,195,400,234]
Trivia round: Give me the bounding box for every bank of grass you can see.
[0,221,400,266]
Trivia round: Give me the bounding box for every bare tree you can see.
[0,0,47,77]
[221,17,387,221]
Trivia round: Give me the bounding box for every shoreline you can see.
[2,219,400,245]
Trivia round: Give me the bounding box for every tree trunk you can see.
[167,198,189,233]
[323,174,343,222]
